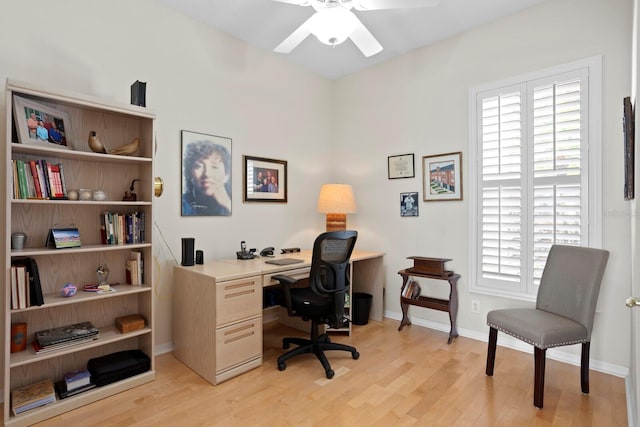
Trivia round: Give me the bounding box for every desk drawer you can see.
[216,316,262,372]
[216,276,262,325]
[264,267,311,287]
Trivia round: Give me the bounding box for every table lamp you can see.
[317,184,357,232]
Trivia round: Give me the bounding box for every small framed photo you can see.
[400,192,419,217]
[243,155,288,203]
[423,152,462,201]
[12,95,73,149]
[388,154,415,179]
[181,130,232,216]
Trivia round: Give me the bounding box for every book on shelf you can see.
[402,280,421,299]
[12,257,44,307]
[32,335,99,354]
[54,380,95,400]
[63,369,91,390]
[101,212,145,245]
[16,265,27,309]
[35,321,99,348]
[126,250,143,285]
[11,379,56,416]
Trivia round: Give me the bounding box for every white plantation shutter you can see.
[472,62,597,298]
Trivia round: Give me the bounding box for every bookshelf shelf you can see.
[4,79,155,426]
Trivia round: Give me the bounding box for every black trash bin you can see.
[352,293,372,325]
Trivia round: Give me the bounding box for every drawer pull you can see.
[224,331,254,344]
[225,289,255,299]
[224,323,256,343]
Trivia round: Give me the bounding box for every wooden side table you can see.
[398,268,460,344]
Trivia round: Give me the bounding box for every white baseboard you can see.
[384,310,629,378]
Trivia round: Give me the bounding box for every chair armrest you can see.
[271,274,297,316]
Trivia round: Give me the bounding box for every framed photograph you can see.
[400,192,419,217]
[12,95,73,149]
[388,154,415,179]
[181,130,232,216]
[243,155,288,203]
[422,152,462,201]
[624,96,635,200]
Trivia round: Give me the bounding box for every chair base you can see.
[486,326,591,409]
[277,321,359,379]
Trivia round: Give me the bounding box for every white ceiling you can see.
[158,0,546,79]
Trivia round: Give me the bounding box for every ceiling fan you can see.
[273,0,441,57]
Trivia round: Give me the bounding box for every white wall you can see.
[334,0,633,369]
[0,0,633,374]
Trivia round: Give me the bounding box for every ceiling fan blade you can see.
[349,18,383,57]
[353,0,440,11]
[274,16,315,53]
[272,0,311,6]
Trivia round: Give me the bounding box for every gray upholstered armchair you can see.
[485,245,609,408]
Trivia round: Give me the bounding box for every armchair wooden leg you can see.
[534,347,546,408]
[581,342,590,394]
[486,327,497,376]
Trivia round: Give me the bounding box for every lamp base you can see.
[326,213,347,232]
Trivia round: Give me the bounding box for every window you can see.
[469,57,602,299]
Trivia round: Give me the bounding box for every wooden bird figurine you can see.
[88,131,106,154]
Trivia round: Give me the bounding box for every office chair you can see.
[485,244,609,408]
[272,230,359,379]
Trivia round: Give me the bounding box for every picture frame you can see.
[388,153,415,179]
[624,96,635,200]
[12,95,73,149]
[400,192,419,217]
[422,151,462,201]
[243,155,288,203]
[181,130,232,216]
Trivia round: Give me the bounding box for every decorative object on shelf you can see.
[45,227,81,249]
[79,188,93,201]
[422,151,463,201]
[388,153,415,179]
[400,192,419,217]
[11,231,26,250]
[88,130,106,153]
[96,264,110,286]
[243,155,287,203]
[12,95,72,149]
[88,131,140,156]
[67,189,79,200]
[317,183,356,231]
[10,379,56,416]
[93,190,106,201]
[115,314,145,333]
[131,80,146,107]
[60,283,77,297]
[10,322,27,353]
[123,179,139,201]
[109,137,140,156]
[182,130,232,216]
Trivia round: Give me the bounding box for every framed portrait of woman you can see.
[181,130,232,216]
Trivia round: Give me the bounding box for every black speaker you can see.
[131,80,146,107]
[181,238,195,266]
[196,250,204,265]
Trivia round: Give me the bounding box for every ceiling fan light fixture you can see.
[311,8,358,46]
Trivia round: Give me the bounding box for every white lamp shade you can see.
[311,8,358,46]
[317,184,357,214]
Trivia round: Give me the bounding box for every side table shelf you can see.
[398,268,460,344]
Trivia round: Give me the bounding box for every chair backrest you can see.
[536,245,609,336]
[309,230,358,327]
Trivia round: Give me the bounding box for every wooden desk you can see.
[398,268,460,344]
[173,250,384,385]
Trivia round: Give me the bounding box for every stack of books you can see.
[55,369,95,399]
[33,321,100,354]
[402,280,421,299]
[11,379,56,415]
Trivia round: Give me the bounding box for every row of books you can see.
[10,258,44,309]
[100,211,145,245]
[402,280,421,299]
[33,321,100,354]
[11,369,95,415]
[11,159,67,200]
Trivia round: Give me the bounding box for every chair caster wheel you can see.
[352,351,360,360]
[320,335,330,343]
[326,369,334,379]
[278,362,286,371]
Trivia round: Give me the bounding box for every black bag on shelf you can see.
[87,350,150,387]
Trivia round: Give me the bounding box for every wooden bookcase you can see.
[4,79,155,426]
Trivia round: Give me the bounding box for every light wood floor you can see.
[34,318,627,426]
